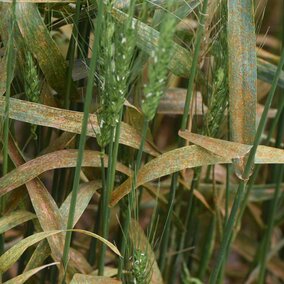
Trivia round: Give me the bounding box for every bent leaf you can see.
[110,143,284,206]
[7,136,92,273]
[4,263,59,284]
[0,230,61,273]
[179,131,252,159]
[60,181,102,226]
[0,229,119,273]
[70,229,121,257]
[24,181,103,272]
[0,210,36,234]
[110,146,229,206]
[178,131,284,164]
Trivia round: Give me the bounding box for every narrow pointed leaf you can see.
[179,131,284,164]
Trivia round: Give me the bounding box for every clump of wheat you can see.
[96,1,136,147]
[141,4,176,121]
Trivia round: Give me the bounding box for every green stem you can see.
[117,117,148,279]
[258,97,284,283]
[98,129,114,275]
[88,147,106,265]
[1,2,16,277]
[158,0,209,272]
[98,108,124,274]
[61,0,103,279]
[64,0,81,109]
[209,46,284,284]
[258,165,284,283]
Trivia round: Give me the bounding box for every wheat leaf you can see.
[0,150,131,198]
[0,96,159,156]
[0,211,36,234]
[70,274,121,284]
[3,263,59,284]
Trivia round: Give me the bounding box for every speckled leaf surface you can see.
[15,3,77,101]
[4,263,58,284]
[0,149,131,198]
[0,97,159,156]
[0,230,61,272]
[110,146,229,206]
[0,211,36,234]
[110,144,284,206]
[227,0,257,176]
[7,136,92,274]
[70,274,121,284]
[179,131,252,158]
[228,0,257,144]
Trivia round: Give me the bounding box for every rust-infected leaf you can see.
[0,230,61,273]
[24,181,102,272]
[0,229,119,273]
[179,131,252,159]
[228,0,257,177]
[3,263,59,284]
[110,146,229,206]
[0,96,159,156]
[70,274,121,284]
[7,136,92,274]
[15,3,77,100]
[24,241,51,272]
[178,131,284,164]
[70,229,121,257]
[0,210,36,234]
[60,181,101,226]
[110,143,284,206]
[0,149,131,197]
